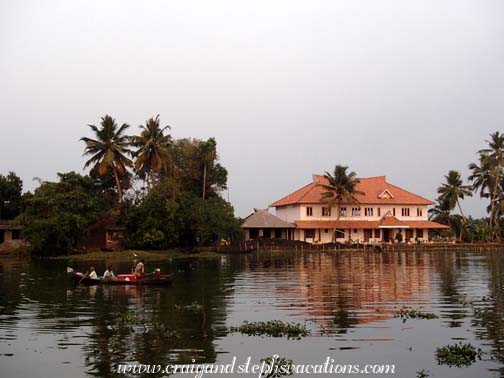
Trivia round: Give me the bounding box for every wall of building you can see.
[275,205,302,223]
[288,204,429,221]
[296,227,429,243]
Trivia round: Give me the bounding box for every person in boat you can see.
[134,259,145,277]
[103,265,115,280]
[88,267,98,280]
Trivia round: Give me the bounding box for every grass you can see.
[435,342,483,367]
[48,249,221,262]
[230,320,310,340]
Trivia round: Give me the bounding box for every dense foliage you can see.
[0,171,23,220]
[18,172,109,255]
[15,114,242,254]
[431,131,504,241]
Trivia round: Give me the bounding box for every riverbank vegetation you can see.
[430,131,504,242]
[3,114,242,256]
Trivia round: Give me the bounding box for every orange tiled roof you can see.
[295,217,449,229]
[270,175,434,207]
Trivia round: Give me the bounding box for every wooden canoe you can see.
[68,272,173,286]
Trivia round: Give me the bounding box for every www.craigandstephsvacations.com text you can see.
[116,356,396,377]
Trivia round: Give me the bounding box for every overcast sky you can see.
[1,0,503,218]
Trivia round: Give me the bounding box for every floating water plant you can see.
[394,307,438,322]
[435,342,483,367]
[416,369,429,378]
[260,355,293,378]
[174,301,204,313]
[230,320,310,340]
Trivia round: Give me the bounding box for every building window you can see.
[392,208,396,216]
[365,208,373,216]
[354,229,358,233]
[377,208,381,217]
[12,230,21,240]
[401,208,410,217]
[306,207,313,216]
[335,229,345,239]
[305,229,315,239]
[263,228,271,238]
[324,229,329,233]
[351,207,361,217]
[340,207,347,217]
[417,208,423,217]
[275,229,282,238]
[322,207,331,216]
[374,229,381,238]
[249,229,258,239]
[417,229,424,238]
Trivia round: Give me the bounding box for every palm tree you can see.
[477,132,504,230]
[317,165,364,242]
[437,170,472,240]
[468,154,494,200]
[429,197,461,239]
[130,115,172,187]
[199,138,217,200]
[81,115,133,203]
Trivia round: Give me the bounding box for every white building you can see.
[244,174,448,243]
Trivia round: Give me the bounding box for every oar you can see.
[79,272,89,284]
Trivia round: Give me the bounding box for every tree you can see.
[199,138,217,199]
[130,115,172,187]
[171,138,227,198]
[0,172,23,220]
[123,177,242,249]
[437,170,472,240]
[81,115,133,203]
[18,172,108,255]
[428,197,461,239]
[318,165,364,242]
[475,132,504,232]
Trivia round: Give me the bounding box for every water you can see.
[1,250,504,377]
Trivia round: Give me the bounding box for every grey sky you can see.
[1,0,503,218]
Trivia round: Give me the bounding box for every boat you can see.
[67,268,173,286]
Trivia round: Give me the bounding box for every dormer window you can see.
[378,189,394,199]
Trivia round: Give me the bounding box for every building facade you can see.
[257,174,448,243]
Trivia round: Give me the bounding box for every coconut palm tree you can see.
[437,170,472,240]
[468,154,494,200]
[477,132,504,230]
[429,197,461,239]
[318,165,364,242]
[130,115,172,187]
[81,115,133,203]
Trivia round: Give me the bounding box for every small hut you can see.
[83,211,125,251]
[242,208,295,240]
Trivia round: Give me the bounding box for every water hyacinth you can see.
[394,307,438,321]
[435,343,483,367]
[260,355,294,378]
[230,320,310,340]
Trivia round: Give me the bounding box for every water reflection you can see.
[1,251,504,377]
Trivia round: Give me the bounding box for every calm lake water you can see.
[1,250,504,377]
